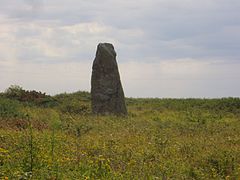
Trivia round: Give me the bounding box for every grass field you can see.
[0,86,240,179]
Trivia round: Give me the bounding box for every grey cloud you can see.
[0,0,43,20]
[0,0,240,96]
[1,0,239,61]
[24,0,43,8]
[86,0,240,61]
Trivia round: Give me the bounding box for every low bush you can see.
[0,97,24,119]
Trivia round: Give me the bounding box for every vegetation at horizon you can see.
[0,85,240,179]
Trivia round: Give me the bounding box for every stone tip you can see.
[97,43,116,57]
[98,42,114,48]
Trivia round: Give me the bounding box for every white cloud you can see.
[120,59,240,98]
[0,61,92,94]
[1,55,240,97]
[0,16,145,64]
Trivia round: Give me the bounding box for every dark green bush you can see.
[54,91,91,114]
[3,85,57,107]
[0,97,24,119]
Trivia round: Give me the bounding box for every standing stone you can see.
[91,43,127,115]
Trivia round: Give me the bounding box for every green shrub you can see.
[54,91,91,114]
[0,97,24,119]
[3,85,57,107]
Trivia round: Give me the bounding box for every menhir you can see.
[91,43,127,115]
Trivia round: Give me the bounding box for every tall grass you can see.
[0,89,240,179]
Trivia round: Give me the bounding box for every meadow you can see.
[0,85,240,179]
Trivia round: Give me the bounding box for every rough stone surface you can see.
[91,43,127,115]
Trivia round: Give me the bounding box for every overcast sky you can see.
[0,0,240,98]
